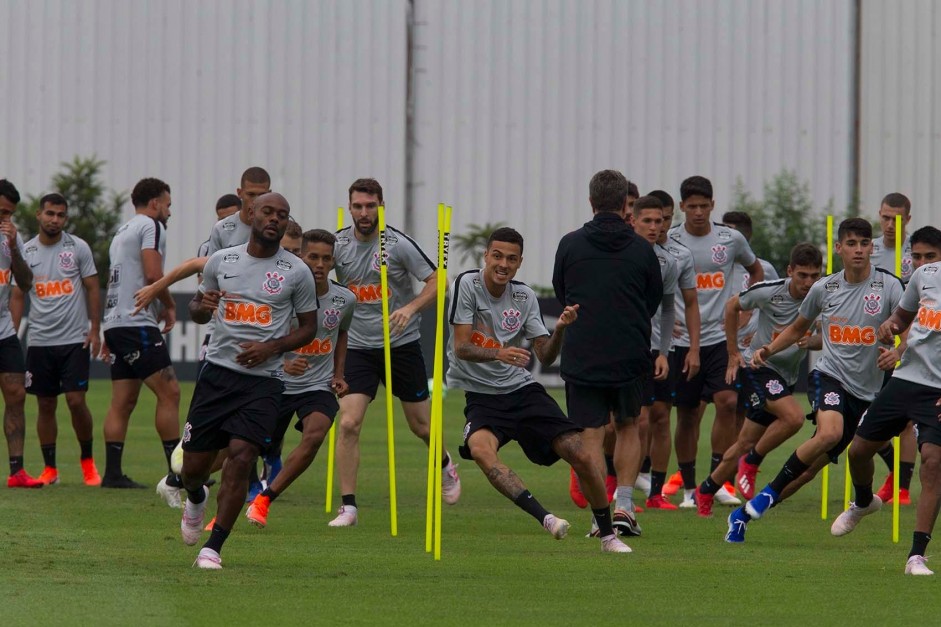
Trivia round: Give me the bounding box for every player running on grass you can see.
[246,229,356,527]
[450,227,630,552]
[829,225,941,575]
[693,243,822,516]
[180,193,318,569]
[725,218,903,543]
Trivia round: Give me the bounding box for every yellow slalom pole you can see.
[378,205,398,536]
[325,206,344,513]
[893,214,902,543]
[425,203,445,553]
[822,215,833,520]
[434,205,452,561]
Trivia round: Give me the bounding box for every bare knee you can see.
[64,393,87,413]
[339,415,364,440]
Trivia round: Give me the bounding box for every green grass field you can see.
[1,383,937,625]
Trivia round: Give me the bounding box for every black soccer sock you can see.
[104,441,124,478]
[204,523,230,554]
[900,462,915,490]
[79,439,93,460]
[650,471,667,498]
[910,531,932,558]
[512,490,551,523]
[640,456,652,474]
[710,452,723,474]
[262,486,280,502]
[700,476,721,496]
[9,456,24,476]
[41,445,56,469]
[877,444,894,471]
[592,507,615,537]
[341,494,357,508]
[679,461,696,489]
[162,438,180,473]
[441,453,451,469]
[854,482,874,508]
[249,462,261,485]
[186,486,207,504]
[604,455,617,477]
[768,452,810,495]
[744,447,765,466]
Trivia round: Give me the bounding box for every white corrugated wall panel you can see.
[860,0,941,228]
[411,0,854,286]
[0,0,408,283]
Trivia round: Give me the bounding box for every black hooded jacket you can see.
[552,211,663,385]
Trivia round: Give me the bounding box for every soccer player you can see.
[694,243,822,516]
[100,178,181,497]
[0,179,40,488]
[452,227,630,552]
[726,218,904,543]
[246,229,355,527]
[13,193,102,485]
[553,170,663,537]
[196,194,242,261]
[280,220,303,257]
[180,192,318,569]
[667,176,763,507]
[829,225,941,575]
[329,178,460,527]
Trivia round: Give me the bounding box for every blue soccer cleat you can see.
[725,508,750,543]
[246,480,264,503]
[745,485,779,520]
[263,455,283,486]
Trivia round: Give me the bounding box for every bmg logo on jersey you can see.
[501,309,522,332]
[696,272,725,290]
[223,301,272,326]
[711,244,728,265]
[322,308,341,330]
[35,279,74,299]
[262,271,285,295]
[863,292,882,316]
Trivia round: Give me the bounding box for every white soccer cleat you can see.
[181,488,209,546]
[634,473,652,499]
[600,534,632,553]
[170,441,184,474]
[543,514,570,540]
[679,489,697,509]
[328,505,358,527]
[193,547,222,570]
[905,555,934,576]
[830,496,882,537]
[157,475,183,509]
[442,457,462,505]
[714,484,742,506]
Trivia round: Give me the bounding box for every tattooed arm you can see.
[452,323,531,366]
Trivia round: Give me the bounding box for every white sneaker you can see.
[181,488,209,546]
[714,484,742,506]
[905,555,934,576]
[600,534,632,553]
[543,514,570,540]
[830,496,882,537]
[156,475,182,509]
[328,505,358,527]
[193,547,222,570]
[679,489,697,509]
[613,508,642,537]
[585,518,600,538]
[634,473,652,498]
[442,457,462,505]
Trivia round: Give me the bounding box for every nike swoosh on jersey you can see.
[223,274,240,279]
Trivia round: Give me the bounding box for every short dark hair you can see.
[633,195,664,214]
[910,225,941,250]
[39,192,68,210]
[487,227,524,254]
[0,179,21,205]
[627,181,640,199]
[302,228,337,249]
[881,192,911,214]
[241,167,271,188]
[789,242,823,269]
[349,178,384,204]
[838,217,872,241]
[648,189,674,209]
[216,193,241,211]
[722,211,753,240]
[680,176,713,201]
[131,178,171,209]
[283,219,303,239]
[589,170,630,214]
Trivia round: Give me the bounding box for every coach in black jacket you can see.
[552,169,663,531]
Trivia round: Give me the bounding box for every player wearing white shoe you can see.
[831,226,941,575]
[180,193,318,569]
[451,228,629,552]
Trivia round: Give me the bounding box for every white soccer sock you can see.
[615,485,634,512]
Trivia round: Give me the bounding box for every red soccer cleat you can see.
[875,474,894,503]
[645,494,678,510]
[81,458,102,486]
[662,471,683,496]
[736,456,760,501]
[38,466,59,485]
[8,469,44,488]
[569,467,588,509]
[694,486,714,517]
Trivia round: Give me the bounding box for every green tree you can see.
[14,156,126,286]
[451,221,506,268]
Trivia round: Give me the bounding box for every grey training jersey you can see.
[23,234,97,346]
[283,281,356,395]
[207,214,252,256]
[799,267,904,401]
[738,278,805,385]
[0,234,27,340]
[892,262,941,389]
[731,258,780,349]
[201,244,319,377]
[446,270,548,395]
[333,226,436,349]
[871,235,913,283]
[669,223,757,347]
[649,243,681,351]
[103,214,166,330]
